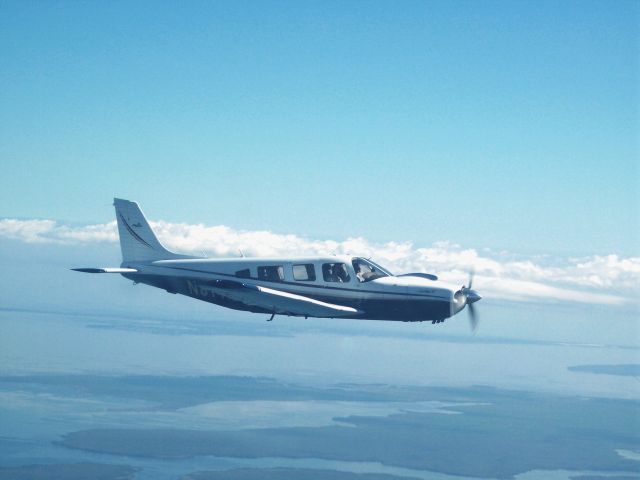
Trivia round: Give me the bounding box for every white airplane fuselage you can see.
[122,256,463,322]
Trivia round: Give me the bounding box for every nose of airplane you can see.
[452,283,482,331]
[466,290,482,304]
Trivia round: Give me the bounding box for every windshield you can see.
[352,257,393,282]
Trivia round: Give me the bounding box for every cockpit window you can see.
[322,263,351,283]
[352,257,392,282]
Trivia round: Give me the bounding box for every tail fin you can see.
[114,198,194,263]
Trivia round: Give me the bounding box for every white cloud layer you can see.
[1,218,638,307]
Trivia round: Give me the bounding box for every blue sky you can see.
[0,0,638,256]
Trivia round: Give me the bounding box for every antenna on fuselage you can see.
[238,249,245,258]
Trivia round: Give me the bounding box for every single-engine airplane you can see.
[73,199,482,328]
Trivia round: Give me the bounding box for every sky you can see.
[0,0,638,258]
[0,0,638,332]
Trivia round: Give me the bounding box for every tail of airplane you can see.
[114,198,194,264]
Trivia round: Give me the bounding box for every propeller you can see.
[468,302,478,332]
[456,270,482,332]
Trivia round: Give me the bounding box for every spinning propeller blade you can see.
[468,303,478,332]
[460,270,481,332]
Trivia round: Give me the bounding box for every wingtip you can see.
[71,267,138,274]
[71,268,103,273]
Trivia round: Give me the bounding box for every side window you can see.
[293,264,316,281]
[322,263,351,283]
[257,265,284,282]
[235,268,251,278]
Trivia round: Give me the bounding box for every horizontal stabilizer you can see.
[71,267,138,274]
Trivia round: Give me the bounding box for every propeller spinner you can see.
[455,271,482,331]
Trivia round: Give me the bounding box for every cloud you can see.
[0,219,59,243]
[1,218,637,306]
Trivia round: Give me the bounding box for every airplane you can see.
[73,199,482,328]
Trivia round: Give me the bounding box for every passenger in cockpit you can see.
[335,263,350,283]
[322,264,337,282]
[353,261,364,282]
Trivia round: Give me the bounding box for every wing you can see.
[202,279,362,318]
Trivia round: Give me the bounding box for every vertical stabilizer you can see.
[114,198,192,263]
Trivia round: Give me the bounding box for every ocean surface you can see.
[0,299,638,480]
